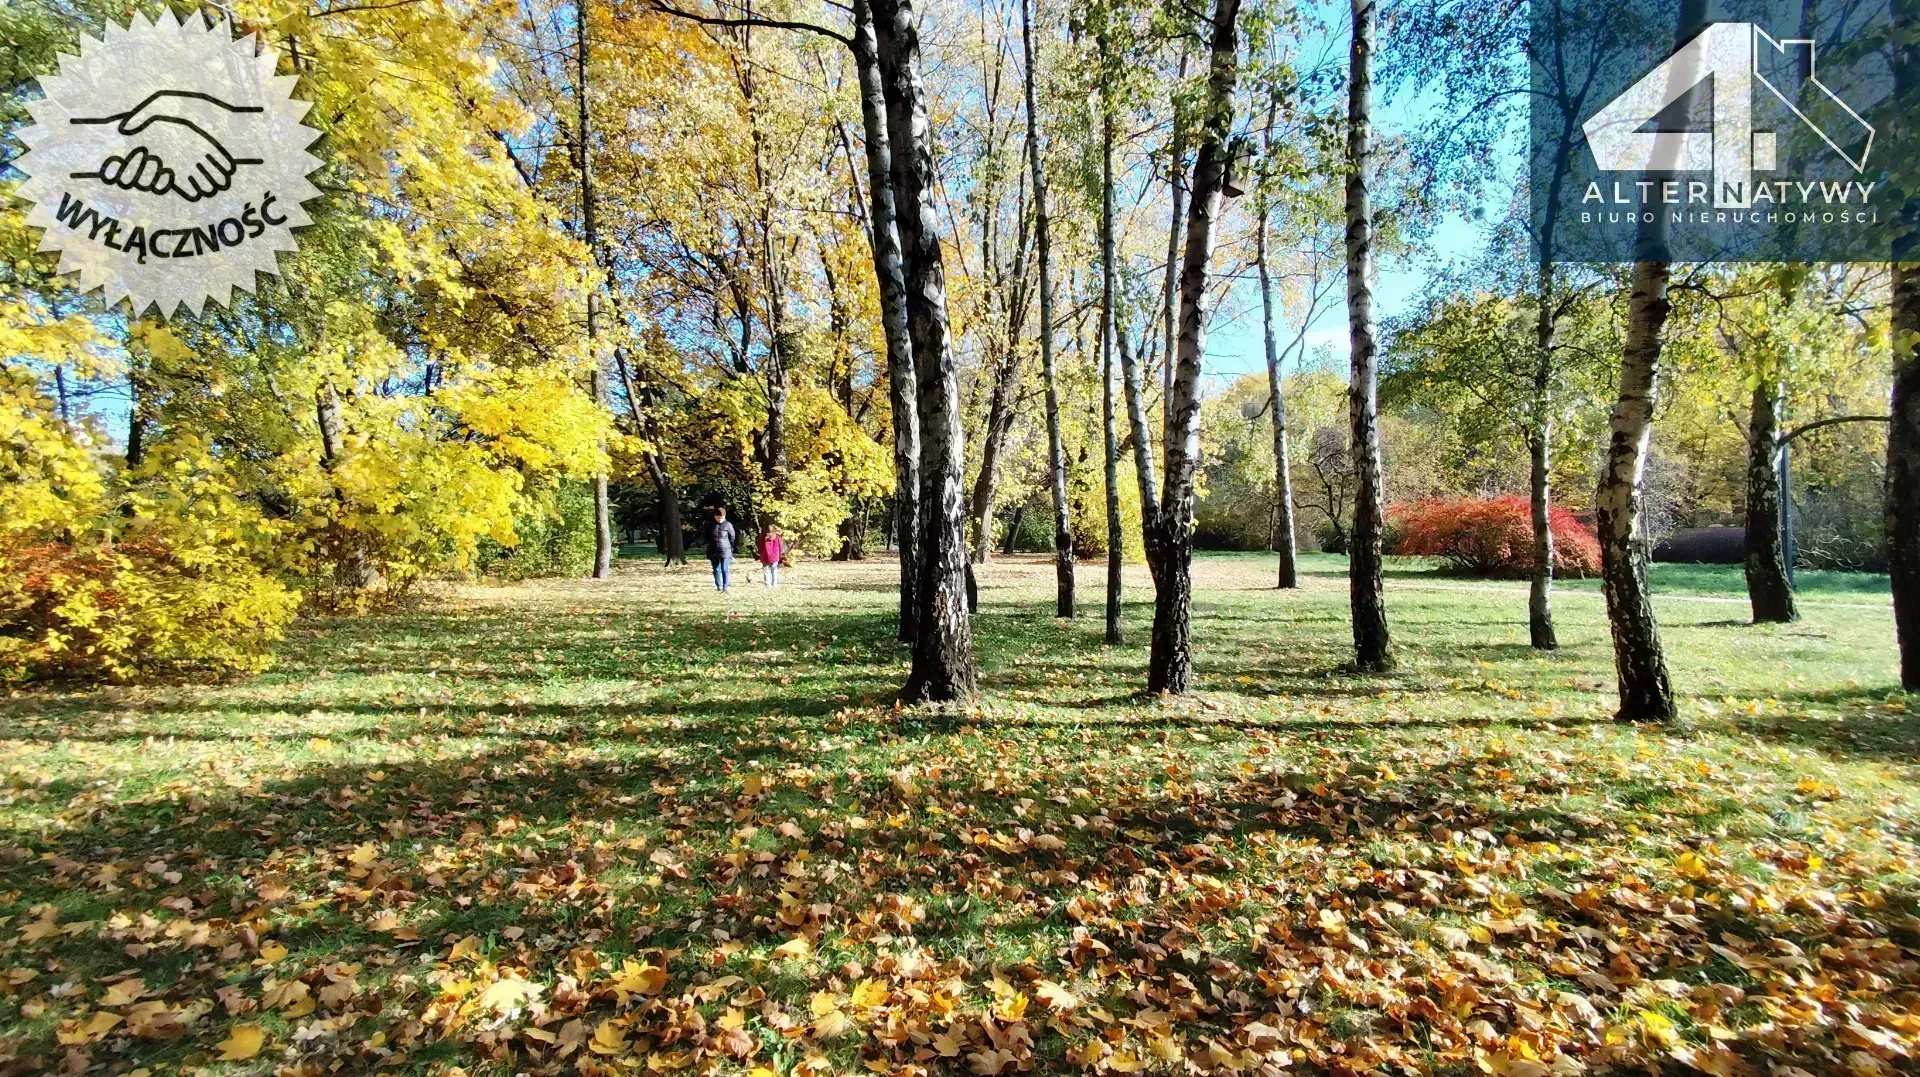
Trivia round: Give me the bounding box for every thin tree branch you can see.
[647,0,851,45]
[1778,414,1890,446]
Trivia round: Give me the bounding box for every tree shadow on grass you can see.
[3,573,1914,1074]
[1732,706,1920,769]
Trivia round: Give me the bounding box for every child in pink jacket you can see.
[757,525,787,587]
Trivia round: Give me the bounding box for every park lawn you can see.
[0,552,1915,1076]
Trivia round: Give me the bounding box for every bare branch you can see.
[1778,414,1891,447]
[646,0,851,46]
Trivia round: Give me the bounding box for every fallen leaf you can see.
[217,1024,266,1061]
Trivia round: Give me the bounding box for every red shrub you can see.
[1391,495,1600,577]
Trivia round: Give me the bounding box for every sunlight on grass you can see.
[0,554,1912,1075]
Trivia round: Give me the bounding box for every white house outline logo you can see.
[1582,22,1875,209]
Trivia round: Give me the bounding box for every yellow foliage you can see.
[0,422,299,683]
[0,367,105,540]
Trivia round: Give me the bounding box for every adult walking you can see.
[705,506,737,592]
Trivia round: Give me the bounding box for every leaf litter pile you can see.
[1,555,1916,1077]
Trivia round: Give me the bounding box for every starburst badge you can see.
[13,11,324,319]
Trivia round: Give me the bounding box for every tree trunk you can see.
[610,342,684,567]
[1119,305,1161,532]
[1744,378,1798,623]
[1100,97,1124,645]
[763,283,794,499]
[1254,176,1297,589]
[837,499,870,561]
[968,347,1020,564]
[740,31,793,504]
[1593,0,1704,717]
[125,368,146,470]
[590,384,613,576]
[1528,270,1559,649]
[1598,259,1677,721]
[1891,263,1920,689]
[874,0,976,702]
[577,2,613,580]
[1160,47,1189,431]
[852,0,921,642]
[316,380,378,593]
[1344,0,1391,671]
[652,464,684,564]
[1002,505,1023,556]
[1019,0,1074,618]
[1147,0,1241,694]
[1527,427,1559,646]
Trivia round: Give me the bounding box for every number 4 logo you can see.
[1583,22,1874,208]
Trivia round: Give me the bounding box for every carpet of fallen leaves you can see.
[1,553,1916,1077]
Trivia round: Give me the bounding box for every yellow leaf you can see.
[84,1011,122,1036]
[257,941,288,963]
[101,980,145,1006]
[848,978,888,1011]
[478,976,540,1014]
[59,1010,123,1044]
[348,843,379,866]
[611,959,668,1001]
[772,936,812,960]
[1068,1040,1108,1065]
[1034,980,1078,1014]
[217,1024,266,1061]
[449,935,481,962]
[1639,1009,1679,1046]
[589,1019,630,1055]
[1673,851,1709,880]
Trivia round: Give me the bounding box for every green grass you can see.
[1365,549,1894,600]
[1,552,1914,1075]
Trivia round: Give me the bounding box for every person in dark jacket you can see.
[705,507,737,592]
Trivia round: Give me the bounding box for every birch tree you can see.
[1343,0,1391,670]
[875,0,978,701]
[1146,0,1242,694]
[1018,0,1075,617]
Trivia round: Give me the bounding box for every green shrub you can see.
[481,481,598,580]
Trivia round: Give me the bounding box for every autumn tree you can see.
[1892,7,1920,690]
[1343,0,1391,671]
[874,0,978,700]
[1146,0,1243,694]
[1386,240,1615,643]
[1018,0,1076,617]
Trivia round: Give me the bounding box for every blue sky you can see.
[1194,3,1516,389]
[1200,212,1489,387]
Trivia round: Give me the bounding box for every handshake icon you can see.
[69,90,266,203]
